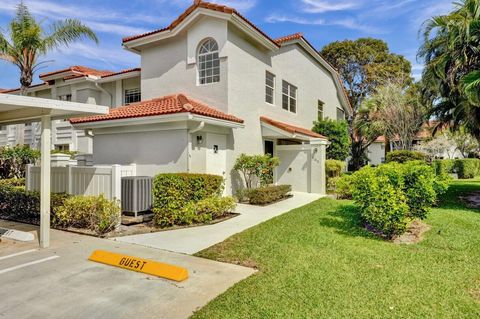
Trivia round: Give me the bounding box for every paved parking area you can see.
[115,192,322,254]
[0,220,255,319]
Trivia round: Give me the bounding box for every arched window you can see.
[198,39,220,85]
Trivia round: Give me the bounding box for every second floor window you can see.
[58,94,72,101]
[282,80,297,113]
[198,39,220,85]
[318,100,324,120]
[265,72,275,104]
[125,88,141,104]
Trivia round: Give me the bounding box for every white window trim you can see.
[265,71,276,105]
[318,100,325,121]
[282,80,297,114]
[124,88,141,105]
[197,38,220,86]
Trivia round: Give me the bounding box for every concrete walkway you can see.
[0,220,255,319]
[115,192,322,254]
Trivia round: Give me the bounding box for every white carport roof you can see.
[0,94,108,248]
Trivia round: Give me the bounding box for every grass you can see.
[193,179,480,318]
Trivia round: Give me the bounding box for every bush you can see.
[386,150,427,164]
[54,195,120,235]
[326,176,340,194]
[335,174,354,199]
[234,154,280,188]
[176,196,237,225]
[235,188,255,203]
[152,173,226,227]
[326,160,345,178]
[351,162,448,238]
[0,178,25,187]
[312,119,350,161]
[432,159,456,177]
[0,184,69,222]
[249,185,292,205]
[0,145,40,179]
[454,159,480,179]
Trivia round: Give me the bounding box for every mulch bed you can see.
[393,220,431,245]
[459,191,480,209]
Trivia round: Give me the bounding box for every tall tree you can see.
[419,0,480,141]
[321,38,412,170]
[312,119,350,161]
[0,1,98,95]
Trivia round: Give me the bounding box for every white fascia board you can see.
[261,122,296,139]
[230,14,279,51]
[96,71,141,83]
[281,38,352,116]
[191,114,244,128]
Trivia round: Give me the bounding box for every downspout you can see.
[94,82,113,107]
[187,121,205,172]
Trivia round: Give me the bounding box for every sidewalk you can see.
[114,192,322,254]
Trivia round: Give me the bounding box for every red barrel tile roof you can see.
[40,66,113,79]
[70,93,244,124]
[260,116,326,139]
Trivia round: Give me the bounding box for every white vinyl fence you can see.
[26,164,137,201]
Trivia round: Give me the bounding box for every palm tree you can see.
[0,1,98,95]
[418,0,480,140]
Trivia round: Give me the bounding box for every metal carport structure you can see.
[0,94,108,248]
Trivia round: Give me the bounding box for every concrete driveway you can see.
[0,220,255,319]
[115,192,322,254]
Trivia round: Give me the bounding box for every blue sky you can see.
[0,0,454,89]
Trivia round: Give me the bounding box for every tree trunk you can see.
[15,68,34,145]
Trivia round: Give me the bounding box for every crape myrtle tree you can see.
[320,38,412,170]
[419,0,480,141]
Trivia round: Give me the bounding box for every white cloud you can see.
[266,14,383,34]
[300,0,359,13]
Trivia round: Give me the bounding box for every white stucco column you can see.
[40,115,51,248]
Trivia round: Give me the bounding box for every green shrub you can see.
[432,159,456,177]
[234,154,280,188]
[54,195,120,234]
[0,184,69,222]
[178,196,237,225]
[351,162,448,238]
[235,188,255,203]
[335,174,354,199]
[152,173,225,227]
[386,150,427,163]
[326,176,340,194]
[312,119,350,161]
[0,178,25,187]
[454,159,480,179]
[326,160,345,178]
[249,185,292,205]
[0,145,40,179]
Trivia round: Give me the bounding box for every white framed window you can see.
[54,144,70,152]
[318,100,325,120]
[125,88,141,104]
[198,38,220,85]
[337,107,345,120]
[58,94,72,101]
[282,80,297,113]
[265,71,275,104]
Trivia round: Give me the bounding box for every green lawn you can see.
[193,179,480,318]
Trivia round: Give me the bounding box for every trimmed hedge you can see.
[0,178,25,187]
[248,185,292,205]
[177,196,237,225]
[386,150,428,163]
[54,195,120,234]
[335,174,354,199]
[152,173,226,227]
[454,159,480,179]
[326,160,345,178]
[432,159,456,177]
[0,185,70,223]
[351,162,448,238]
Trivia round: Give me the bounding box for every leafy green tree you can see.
[312,119,350,161]
[321,38,412,170]
[419,0,480,141]
[234,154,280,189]
[0,1,98,94]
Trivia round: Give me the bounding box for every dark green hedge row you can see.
[152,173,225,227]
[432,159,480,179]
[386,150,428,163]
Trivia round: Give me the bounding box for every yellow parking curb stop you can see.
[88,250,189,282]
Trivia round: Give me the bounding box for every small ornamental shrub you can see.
[326,160,345,178]
[386,150,428,164]
[454,159,480,179]
[351,161,448,238]
[335,174,354,199]
[248,185,292,205]
[54,195,120,234]
[235,188,255,203]
[234,154,280,189]
[327,176,340,194]
[177,196,237,225]
[432,159,456,177]
[0,178,25,187]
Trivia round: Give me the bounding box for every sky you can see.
[0,0,455,89]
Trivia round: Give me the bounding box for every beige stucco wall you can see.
[368,142,386,166]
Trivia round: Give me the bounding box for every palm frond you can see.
[43,19,98,51]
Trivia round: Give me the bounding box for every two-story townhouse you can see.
[0,66,141,153]
[70,0,352,195]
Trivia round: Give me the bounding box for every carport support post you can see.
[40,115,51,248]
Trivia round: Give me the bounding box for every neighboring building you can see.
[368,136,386,166]
[3,1,352,194]
[0,66,141,153]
